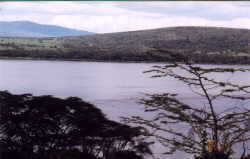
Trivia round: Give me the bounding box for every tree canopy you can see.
[0,91,151,159]
[124,60,250,159]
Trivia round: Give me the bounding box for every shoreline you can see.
[0,56,163,64]
[0,56,250,66]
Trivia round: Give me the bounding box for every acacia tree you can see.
[125,59,250,159]
[0,91,151,159]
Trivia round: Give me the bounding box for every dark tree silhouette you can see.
[0,91,151,159]
[124,57,250,159]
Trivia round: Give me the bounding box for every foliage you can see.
[1,27,250,63]
[124,61,250,159]
[0,91,151,159]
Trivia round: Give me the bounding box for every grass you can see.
[0,37,59,50]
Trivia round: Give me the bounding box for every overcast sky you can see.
[0,1,250,33]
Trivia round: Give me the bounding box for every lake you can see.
[1,59,250,159]
[0,60,185,120]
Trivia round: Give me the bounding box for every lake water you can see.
[1,59,250,159]
[0,60,185,120]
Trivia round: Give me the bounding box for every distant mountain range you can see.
[0,26,250,64]
[0,21,92,37]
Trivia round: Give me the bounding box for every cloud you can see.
[0,2,250,33]
[115,2,250,20]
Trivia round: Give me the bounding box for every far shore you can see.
[1,56,250,66]
[0,56,166,64]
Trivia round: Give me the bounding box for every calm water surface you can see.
[0,60,186,119]
[1,60,250,159]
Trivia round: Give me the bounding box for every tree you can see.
[124,59,250,159]
[0,91,151,159]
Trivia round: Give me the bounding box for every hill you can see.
[0,21,92,37]
[0,26,250,64]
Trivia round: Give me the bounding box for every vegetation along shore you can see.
[1,26,250,64]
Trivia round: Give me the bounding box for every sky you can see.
[0,1,250,33]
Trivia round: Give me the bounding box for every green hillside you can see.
[1,26,250,64]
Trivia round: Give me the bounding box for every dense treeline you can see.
[1,48,250,64]
[0,91,151,159]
